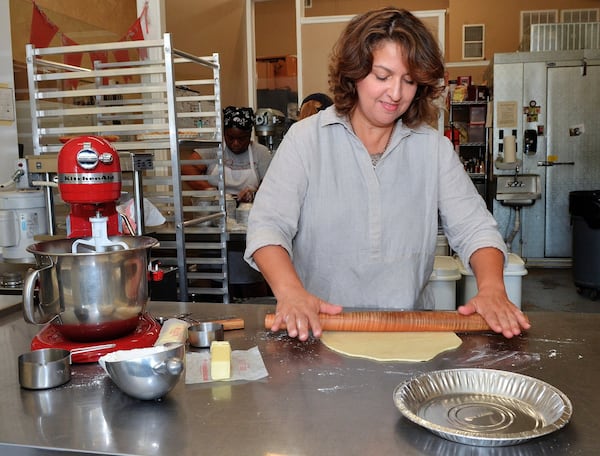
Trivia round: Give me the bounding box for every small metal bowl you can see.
[188,322,224,348]
[99,343,185,401]
[19,348,72,390]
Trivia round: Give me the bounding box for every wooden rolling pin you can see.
[212,318,245,331]
[264,311,491,332]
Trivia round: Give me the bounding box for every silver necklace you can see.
[371,152,384,166]
[370,126,394,167]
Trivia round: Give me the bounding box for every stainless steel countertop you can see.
[0,303,597,455]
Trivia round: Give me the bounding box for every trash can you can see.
[569,190,600,299]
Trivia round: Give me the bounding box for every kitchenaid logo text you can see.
[58,173,121,184]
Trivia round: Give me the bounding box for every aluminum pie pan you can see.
[393,368,572,447]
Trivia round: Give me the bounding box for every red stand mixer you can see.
[58,135,123,238]
[24,136,161,362]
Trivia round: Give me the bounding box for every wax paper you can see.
[185,346,268,383]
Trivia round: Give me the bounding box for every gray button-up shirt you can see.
[245,107,506,309]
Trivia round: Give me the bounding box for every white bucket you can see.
[435,234,450,256]
[427,256,461,310]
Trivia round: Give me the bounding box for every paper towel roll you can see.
[504,135,516,163]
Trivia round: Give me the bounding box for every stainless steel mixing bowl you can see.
[100,344,185,400]
[23,236,158,342]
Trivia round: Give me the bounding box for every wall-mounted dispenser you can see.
[524,129,537,154]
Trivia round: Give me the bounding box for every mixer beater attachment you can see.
[71,213,128,253]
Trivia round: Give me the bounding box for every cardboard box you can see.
[468,85,489,102]
[467,124,485,143]
[274,76,297,92]
[256,61,275,90]
[469,105,486,124]
[274,55,297,77]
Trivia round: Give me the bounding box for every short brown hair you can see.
[328,7,445,128]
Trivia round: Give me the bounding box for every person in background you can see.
[182,106,272,202]
[244,7,530,341]
[180,149,213,191]
[298,92,333,120]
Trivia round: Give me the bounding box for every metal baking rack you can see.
[25,33,228,303]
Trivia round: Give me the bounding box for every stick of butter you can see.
[210,341,231,380]
[154,318,189,346]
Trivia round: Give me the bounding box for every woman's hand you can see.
[461,247,531,338]
[458,288,530,338]
[270,286,343,341]
[253,245,343,341]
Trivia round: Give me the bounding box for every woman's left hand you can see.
[457,288,531,338]
[462,247,531,338]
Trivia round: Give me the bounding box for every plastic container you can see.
[428,256,461,310]
[235,203,252,225]
[435,234,450,256]
[457,253,528,309]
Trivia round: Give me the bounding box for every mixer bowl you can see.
[99,344,185,400]
[23,236,158,342]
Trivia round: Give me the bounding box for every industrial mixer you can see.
[254,108,286,152]
[58,135,123,239]
[22,136,161,361]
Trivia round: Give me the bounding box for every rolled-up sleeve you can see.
[244,128,307,269]
[436,136,507,269]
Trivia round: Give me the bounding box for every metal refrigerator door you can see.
[545,64,600,257]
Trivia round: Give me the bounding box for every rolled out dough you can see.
[320,331,462,362]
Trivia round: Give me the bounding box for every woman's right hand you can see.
[253,245,342,341]
[270,286,343,341]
